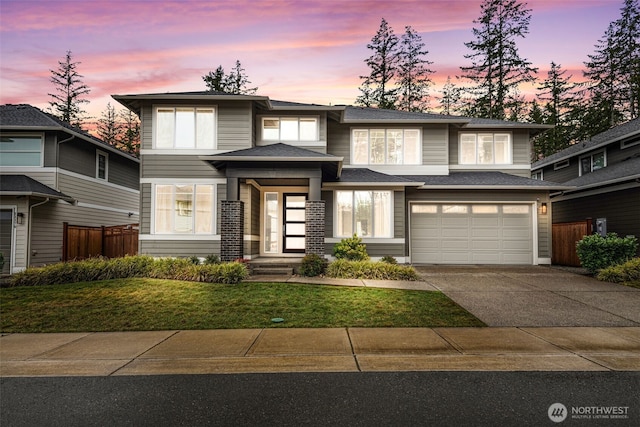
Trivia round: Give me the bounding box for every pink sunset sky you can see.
[0,0,624,124]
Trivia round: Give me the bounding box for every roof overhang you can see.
[112,93,272,115]
[0,190,76,203]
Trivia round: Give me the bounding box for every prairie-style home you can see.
[113,91,567,265]
[0,104,140,274]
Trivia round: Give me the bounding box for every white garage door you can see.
[410,203,533,264]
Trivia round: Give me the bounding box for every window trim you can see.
[579,149,606,176]
[334,190,394,238]
[531,170,543,180]
[0,133,44,167]
[260,116,320,142]
[96,150,108,180]
[152,183,217,235]
[553,159,570,170]
[152,105,217,150]
[458,132,512,165]
[350,128,422,165]
[621,138,640,149]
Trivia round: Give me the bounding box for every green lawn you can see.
[0,278,484,332]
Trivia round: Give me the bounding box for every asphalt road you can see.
[2,372,639,426]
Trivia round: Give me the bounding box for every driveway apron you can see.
[416,266,640,327]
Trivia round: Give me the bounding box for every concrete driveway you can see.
[415,266,640,327]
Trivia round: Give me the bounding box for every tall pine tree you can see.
[96,103,121,146]
[438,76,462,115]
[396,26,434,112]
[48,50,91,128]
[460,0,537,120]
[203,60,257,94]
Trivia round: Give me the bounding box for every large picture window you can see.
[336,190,391,238]
[0,135,43,166]
[155,107,215,149]
[262,117,318,141]
[154,184,215,234]
[352,129,420,165]
[459,133,511,165]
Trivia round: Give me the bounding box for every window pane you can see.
[460,134,476,164]
[286,209,305,222]
[336,191,353,237]
[280,118,298,141]
[443,205,468,214]
[285,237,306,249]
[503,205,529,214]
[352,130,369,164]
[263,118,279,140]
[299,118,317,141]
[472,205,498,214]
[195,185,213,233]
[265,193,279,253]
[387,130,403,164]
[175,109,195,148]
[354,191,372,237]
[412,204,437,214]
[286,196,306,208]
[592,152,605,170]
[0,136,42,151]
[286,223,305,235]
[155,185,173,233]
[196,109,214,149]
[174,184,193,233]
[0,152,41,166]
[373,191,391,237]
[97,154,107,179]
[370,130,385,164]
[494,134,509,164]
[581,157,592,174]
[156,109,174,148]
[478,134,494,164]
[404,130,421,165]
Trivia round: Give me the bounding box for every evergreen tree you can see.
[96,103,122,146]
[119,109,141,156]
[203,60,257,94]
[438,76,462,115]
[396,26,434,112]
[460,0,538,120]
[356,18,399,109]
[48,50,91,128]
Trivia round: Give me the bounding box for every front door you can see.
[283,194,306,253]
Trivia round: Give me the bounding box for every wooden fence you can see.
[552,220,592,267]
[63,223,139,262]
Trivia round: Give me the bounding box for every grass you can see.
[0,278,484,332]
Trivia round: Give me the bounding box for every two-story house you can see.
[531,118,640,246]
[0,104,140,274]
[113,91,566,265]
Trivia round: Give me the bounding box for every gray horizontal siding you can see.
[141,183,152,234]
[218,103,252,150]
[59,139,95,177]
[108,154,139,190]
[141,155,225,179]
[44,133,57,167]
[141,105,153,150]
[139,240,221,258]
[58,173,139,211]
[394,191,404,239]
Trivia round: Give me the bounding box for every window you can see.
[0,135,42,166]
[155,107,215,149]
[531,170,543,180]
[580,150,605,175]
[459,133,511,165]
[154,184,215,234]
[335,190,391,238]
[553,159,570,170]
[96,151,108,180]
[261,117,318,141]
[352,129,420,165]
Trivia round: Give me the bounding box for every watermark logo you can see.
[548,403,568,423]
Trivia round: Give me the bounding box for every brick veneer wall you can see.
[221,200,244,262]
[305,200,325,256]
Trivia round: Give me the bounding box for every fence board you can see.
[552,220,591,267]
[63,223,138,261]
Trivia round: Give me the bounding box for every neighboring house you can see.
[113,91,566,265]
[531,118,640,246]
[0,104,140,274]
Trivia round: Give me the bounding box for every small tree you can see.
[203,60,257,94]
[119,109,141,156]
[96,103,122,146]
[48,50,91,128]
[396,26,434,112]
[438,76,462,115]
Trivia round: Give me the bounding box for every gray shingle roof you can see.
[335,168,423,184]
[561,155,640,189]
[404,172,570,189]
[209,143,339,159]
[0,175,75,202]
[532,118,640,169]
[343,106,468,123]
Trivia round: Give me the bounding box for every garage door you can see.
[410,203,533,264]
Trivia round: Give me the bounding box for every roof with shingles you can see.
[335,168,423,184]
[404,171,570,190]
[0,174,75,202]
[532,118,640,169]
[561,155,640,189]
[208,143,339,159]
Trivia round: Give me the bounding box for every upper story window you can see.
[261,117,318,141]
[352,129,421,165]
[154,184,215,234]
[155,107,216,149]
[96,150,108,180]
[531,170,543,180]
[553,159,570,170]
[0,135,43,167]
[580,150,605,175]
[459,133,512,165]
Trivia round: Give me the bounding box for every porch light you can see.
[540,203,548,215]
[16,212,24,224]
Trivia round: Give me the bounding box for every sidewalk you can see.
[2,326,639,377]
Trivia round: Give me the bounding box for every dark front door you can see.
[283,194,306,253]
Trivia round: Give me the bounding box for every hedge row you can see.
[326,259,419,281]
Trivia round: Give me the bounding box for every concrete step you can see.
[251,267,294,276]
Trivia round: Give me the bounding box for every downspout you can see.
[55,134,75,191]
[27,197,51,267]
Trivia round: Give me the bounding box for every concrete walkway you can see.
[2,266,639,376]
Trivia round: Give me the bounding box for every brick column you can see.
[221,200,244,262]
[305,200,325,256]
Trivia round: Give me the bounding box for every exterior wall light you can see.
[540,202,548,215]
[16,212,24,224]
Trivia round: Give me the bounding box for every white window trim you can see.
[553,159,570,170]
[458,132,512,165]
[531,170,543,180]
[351,128,422,166]
[96,150,108,180]
[333,190,394,239]
[259,116,320,142]
[621,138,640,149]
[152,105,217,150]
[0,133,44,167]
[579,149,606,176]
[150,182,218,236]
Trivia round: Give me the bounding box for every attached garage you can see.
[410,203,534,264]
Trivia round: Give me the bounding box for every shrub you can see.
[596,258,640,284]
[380,255,398,264]
[333,234,369,261]
[204,254,220,265]
[188,255,201,265]
[0,252,4,271]
[326,259,418,281]
[299,253,328,277]
[576,233,638,274]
